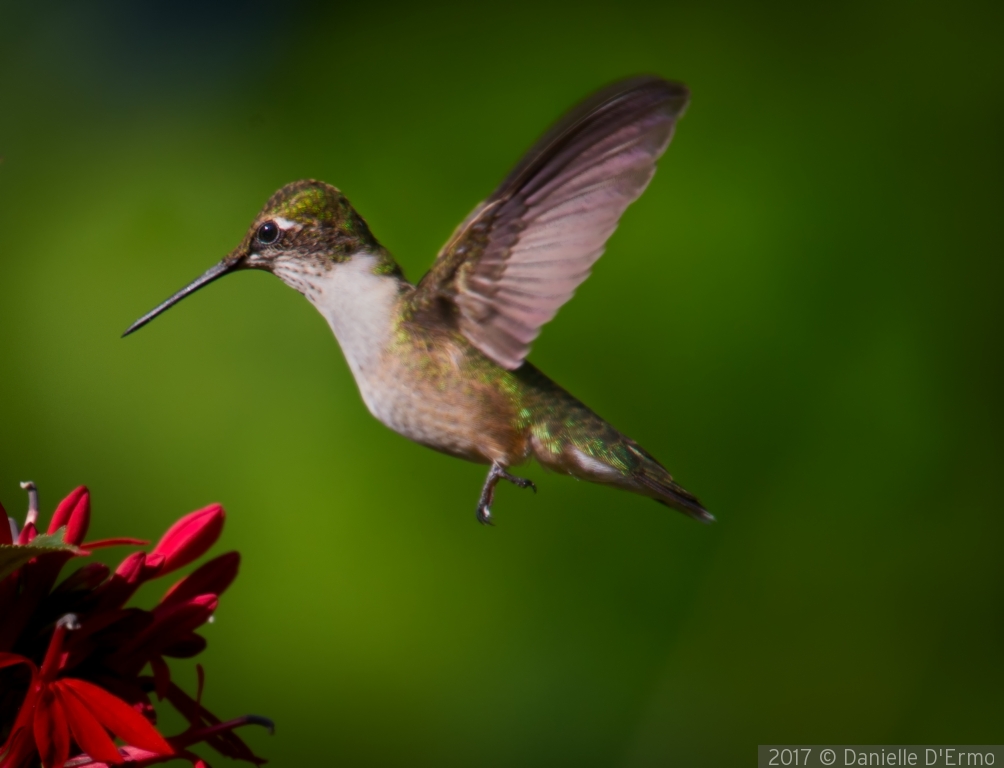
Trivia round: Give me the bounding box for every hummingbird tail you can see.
[532,421,713,522]
[632,454,714,523]
[522,365,711,522]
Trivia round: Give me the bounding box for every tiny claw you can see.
[476,505,494,526]
[501,472,536,493]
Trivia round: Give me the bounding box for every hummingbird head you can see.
[241,180,384,274]
[123,180,398,336]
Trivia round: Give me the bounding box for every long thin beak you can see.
[122,257,241,337]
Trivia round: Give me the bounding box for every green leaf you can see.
[0,527,84,582]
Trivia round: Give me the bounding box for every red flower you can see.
[1,617,173,768]
[0,484,270,768]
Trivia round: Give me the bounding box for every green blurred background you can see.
[1,0,1002,764]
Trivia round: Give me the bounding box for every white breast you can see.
[282,254,419,431]
[276,253,491,461]
[300,255,399,379]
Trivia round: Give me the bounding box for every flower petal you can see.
[0,652,37,673]
[65,745,185,767]
[0,721,39,768]
[0,660,40,768]
[161,632,207,659]
[60,678,173,756]
[48,486,90,545]
[0,498,11,545]
[34,688,71,768]
[150,505,224,576]
[53,682,123,764]
[80,537,148,550]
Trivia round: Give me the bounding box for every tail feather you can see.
[624,443,713,523]
[535,429,713,523]
[634,466,714,523]
[520,365,711,522]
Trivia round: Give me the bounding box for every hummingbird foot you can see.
[476,463,537,525]
[499,470,536,493]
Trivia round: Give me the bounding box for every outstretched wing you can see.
[407,76,690,370]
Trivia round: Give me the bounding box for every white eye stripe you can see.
[274,217,297,231]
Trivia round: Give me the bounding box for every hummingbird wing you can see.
[408,76,689,370]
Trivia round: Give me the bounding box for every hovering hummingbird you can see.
[125,76,711,525]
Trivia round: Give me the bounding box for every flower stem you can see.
[170,714,275,748]
[40,613,79,682]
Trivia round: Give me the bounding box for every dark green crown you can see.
[252,180,386,263]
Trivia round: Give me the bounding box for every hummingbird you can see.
[124,76,711,525]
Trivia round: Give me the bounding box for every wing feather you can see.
[409,76,689,369]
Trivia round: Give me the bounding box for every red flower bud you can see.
[159,551,240,612]
[18,521,37,545]
[115,551,148,583]
[151,504,225,576]
[92,552,164,613]
[48,486,90,545]
[162,632,208,659]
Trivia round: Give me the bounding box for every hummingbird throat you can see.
[281,252,404,382]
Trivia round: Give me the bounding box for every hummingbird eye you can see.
[256,221,281,246]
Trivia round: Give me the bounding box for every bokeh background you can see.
[1,0,1002,765]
